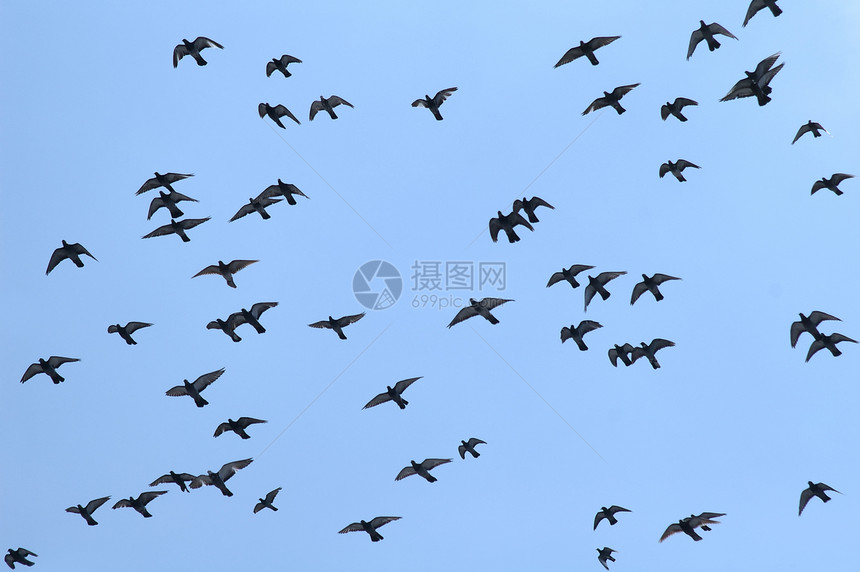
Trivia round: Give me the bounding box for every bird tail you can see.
[755,92,772,106]
[227,278,237,288]
[230,332,242,343]
[707,37,720,51]
[674,172,687,183]
[649,357,661,370]
[677,113,688,122]
[51,373,65,384]
[431,108,443,121]
[607,514,617,525]
[337,329,347,340]
[599,288,611,301]
[328,110,338,120]
[828,345,842,356]
[654,290,664,302]
[486,313,500,325]
[398,399,408,409]
[770,5,783,16]
[586,52,599,66]
[194,396,209,408]
[427,474,438,483]
[471,450,480,458]
[372,532,383,542]
[613,103,626,115]
[575,339,588,351]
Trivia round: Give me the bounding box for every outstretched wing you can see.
[227,259,259,273]
[124,322,153,334]
[554,46,584,68]
[368,516,401,529]
[710,23,738,40]
[789,321,806,348]
[395,466,416,481]
[799,488,815,515]
[264,487,282,503]
[432,87,458,107]
[392,376,422,394]
[660,523,683,542]
[675,160,700,170]
[630,281,649,305]
[447,306,478,328]
[328,95,353,109]
[577,320,603,335]
[309,100,324,120]
[421,458,453,470]
[363,392,393,409]
[687,30,704,60]
[236,417,268,428]
[84,496,112,513]
[648,338,676,353]
[610,83,640,98]
[46,356,80,368]
[582,96,609,115]
[273,104,301,125]
[249,302,278,319]
[218,458,253,481]
[193,36,224,51]
[192,367,226,391]
[336,313,366,327]
[479,297,513,310]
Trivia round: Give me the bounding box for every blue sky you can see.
[2,1,859,570]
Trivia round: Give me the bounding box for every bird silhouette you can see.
[363,377,422,410]
[190,458,253,497]
[743,0,782,27]
[20,356,80,384]
[309,95,353,120]
[721,52,784,106]
[661,98,698,122]
[584,272,627,312]
[547,265,595,289]
[260,180,309,205]
[111,491,167,518]
[799,481,840,515]
[597,547,617,570]
[254,487,282,513]
[513,196,554,223]
[5,548,37,569]
[687,21,737,59]
[173,37,223,67]
[147,190,197,219]
[811,173,853,196]
[229,302,278,334]
[66,496,111,526]
[561,320,603,351]
[107,322,153,345]
[608,344,635,367]
[339,516,401,542]
[149,471,195,493]
[792,121,829,144]
[193,260,259,288]
[213,417,267,439]
[659,160,700,182]
[554,36,620,67]
[412,87,458,120]
[594,506,631,530]
[447,297,513,328]
[207,315,242,342]
[631,274,681,304]
[258,103,301,128]
[660,513,724,542]
[583,84,640,115]
[230,194,283,222]
[806,333,857,362]
[266,55,302,77]
[308,313,366,340]
[631,339,675,369]
[395,458,452,483]
[165,368,225,408]
[790,311,840,348]
[489,210,534,243]
[136,172,193,195]
[459,438,486,459]
[46,240,97,274]
[142,217,210,242]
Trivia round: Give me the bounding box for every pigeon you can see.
[230,194,283,222]
[659,160,700,182]
[338,516,401,542]
[142,217,210,242]
[447,297,514,328]
[720,52,784,106]
[147,190,198,220]
[266,54,302,77]
[489,210,534,243]
[258,103,301,128]
[792,121,829,144]
[111,491,168,518]
[459,438,486,459]
[594,506,631,530]
[108,322,153,345]
[4,548,37,569]
[308,313,366,340]
[229,302,278,334]
[193,260,259,288]
[190,458,253,497]
[554,36,621,67]
[582,83,640,115]
[631,339,675,369]
[136,172,193,195]
[254,487,282,513]
[560,320,603,351]
[309,95,353,120]
[597,547,617,570]
[811,173,854,196]
[743,0,782,27]
[46,240,97,274]
[149,471,196,493]
[412,87,458,120]
[260,180,309,205]
[608,344,635,367]
[213,417,268,439]
[207,316,242,342]
[173,37,223,67]
[165,368,225,408]
[660,98,698,122]
[66,496,111,526]
[659,513,724,542]
[799,481,840,515]
[806,333,857,362]
[630,274,681,304]
[512,196,554,223]
[546,265,595,289]
[584,272,627,312]
[395,458,453,483]
[688,512,726,532]
[363,377,422,410]
[687,21,737,59]
[20,356,80,384]
[790,311,841,348]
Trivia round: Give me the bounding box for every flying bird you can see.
[254,487,282,513]
[584,272,627,312]
[193,259,259,288]
[20,356,80,384]
[660,98,698,122]
[720,52,784,106]
[792,121,828,144]
[260,179,309,205]
[631,339,675,369]
[743,0,782,27]
[229,302,278,334]
[554,36,620,67]
[806,333,857,362]
[459,438,486,459]
[266,54,302,77]
[207,315,242,342]
[308,313,366,340]
[111,491,168,518]
[136,172,193,195]
[230,194,283,222]
[547,264,594,289]
[173,37,223,67]
[597,547,617,570]
[513,196,554,223]
[338,516,401,542]
[790,311,841,348]
[165,367,225,408]
[190,458,253,497]
[811,173,854,196]
[687,21,737,60]
[147,190,198,220]
[66,496,111,526]
[258,103,301,128]
[582,83,640,115]
[395,458,452,483]
[142,217,210,242]
[363,377,422,410]
[46,240,97,274]
[489,210,534,243]
[447,297,513,328]
[213,417,268,439]
[660,513,724,542]
[107,322,153,345]
[309,95,353,120]
[412,87,458,120]
[799,481,840,515]
[659,160,700,182]
[630,274,681,304]
[608,344,635,367]
[149,471,195,493]
[4,548,37,569]
[561,320,603,351]
[594,506,631,530]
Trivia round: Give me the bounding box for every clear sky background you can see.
[2,1,859,570]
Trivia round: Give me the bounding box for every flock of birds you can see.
[8,0,855,569]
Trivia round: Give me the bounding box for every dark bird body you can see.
[230,302,278,334]
[165,368,225,408]
[631,274,681,304]
[46,240,97,274]
[513,196,554,223]
[150,471,195,493]
[136,172,193,195]
[687,21,737,59]
[20,356,80,384]
[339,516,401,542]
[631,339,675,369]
[261,179,309,205]
[597,547,617,570]
[661,98,698,122]
[594,506,631,530]
[363,377,422,410]
[659,160,700,182]
[108,322,153,345]
[267,55,301,77]
[799,481,840,515]
[254,487,282,513]
[395,458,452,483]
[142,217,210,242]
[147,190,197,219]
[744,0,782,26]
[561,320,603,351]
[308,313,365,340]
[412,87,457,120]
[231,195,283,221]
[173,37,223,67]
[259,103,300,128]
[554,36,620,67]
[811,173,853,196]
[66,496,111,526]
[190,459,253,497]
[214,417,267,439]
[309,95,353,120]
[489,210,534,243]
[806,333,857,362]
[5,548,37,569]
[583,84,640,115]
[660,512,724,542]
[207,316,242,342]
[790,311,840,348]
[193,259,258,288]
[447,297,513,328]
[547,264,594,289]
[584,272,626,312]
[792,121,828,144]
[459,438,486,459]
[112,491,167,518]
[721,52,784,106]
[608,344,635,367]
